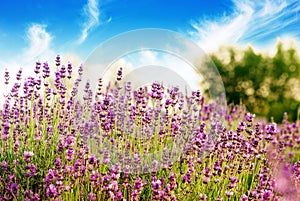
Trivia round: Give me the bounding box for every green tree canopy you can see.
[209,41,300,122]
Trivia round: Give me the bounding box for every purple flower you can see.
[88,192,96,200]
[23,190,40,201]
[46,184,57,198]
[245,112,255,122]
[90,170,99,182]
[64,136,76,148]
[108,180,119,192]
[24,164,37,177]
[199,193,207,201]
[116,67,123,81]
[66,149,74,161]
[240,194,248,201]
[1,161,7,172]
[46,169,56,184]
[262,190,272,200]
[24,151,34,163]
[202,176,210,184]
[4,69,9,85]
[230,176,238,184]
[131,177,146,201]
[116,191,123,200]
[168,172,177,190]
[88,154,97,165]
[55,158,62,169]
[225,191,233,197]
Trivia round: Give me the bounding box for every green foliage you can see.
[210,41,300,122]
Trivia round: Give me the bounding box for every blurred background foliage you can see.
[209,41,300,122]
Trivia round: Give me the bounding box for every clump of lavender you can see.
[0,55,299,201]
[77,66,224,175]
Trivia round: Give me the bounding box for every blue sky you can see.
[0,0,300,76]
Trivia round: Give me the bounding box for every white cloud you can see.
[139,49,157,64]
[78,0,99,44]
[113,50,205,93]
[0,24,83,105]
[190,0,300,52]
[0,24,56,80]
[1,23,83,75]
[78,0,111,44]
[23,24,56,64]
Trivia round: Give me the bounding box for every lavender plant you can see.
[0,56,299,201]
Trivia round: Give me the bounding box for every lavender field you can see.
[0,56,300,201]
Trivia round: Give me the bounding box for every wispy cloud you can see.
[0,24,55,76]
[78,0,111,44]
[189,0,300,52]
[23,24,55,64]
